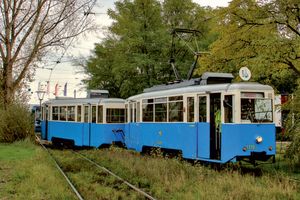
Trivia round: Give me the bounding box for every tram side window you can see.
[77,106,82,122]
[52,106,59,120]
[130,103,134,122]
[199,96,207,122]
[46,107,49,121]
[60,106,67,121]
[168,96,183,122]
[187,97,194,122]
[125,104,128,122]
[41,107,44,120]
[155,97,167,122]
[84,106,89,123]
[92,106,96,123]
[136,102,140,122]
[241,97,273,123]
[142,99,154,122]
[224,95,233,123]
[42,106,47,121]
[134,103,136,122]
[67,106,75,121]
[97,105,103,123]
[106,109,125,123]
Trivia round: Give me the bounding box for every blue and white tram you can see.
[125,73,276,164]
[40,97,125,147]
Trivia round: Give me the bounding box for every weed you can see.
[79,147,300,200]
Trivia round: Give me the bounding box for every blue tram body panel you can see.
[46,121,86,146]
[90,123,125,147]
[82,123,90,146]
[125,123,198,158]
[42,121,125,147]
[126,122,210,159]
[221,123,276,162]
[197,123,210,159]
[41,121,46,140]
[125,122,275,163]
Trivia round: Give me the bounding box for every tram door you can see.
[128,102,139,147]
[197,95,210,159]
[83,105,91,146]
[210,93,221,160]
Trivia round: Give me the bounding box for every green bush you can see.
[284,85,300,170]
[0,103,35,143]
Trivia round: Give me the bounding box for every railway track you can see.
[36,136,299,199]
[36,136,157,200]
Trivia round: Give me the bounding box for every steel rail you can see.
[36,136,84,200]
[73,150,158,200]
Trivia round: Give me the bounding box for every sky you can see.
[29,0,230,104]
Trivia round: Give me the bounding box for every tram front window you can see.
[241,98,273,123]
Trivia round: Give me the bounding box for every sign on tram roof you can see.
[239,67,251,81]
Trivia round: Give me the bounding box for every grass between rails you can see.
[51,149,145,200]
[79,147,300,200]
[0,139,76,200]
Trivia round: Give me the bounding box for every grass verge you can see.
[0,139,76,200]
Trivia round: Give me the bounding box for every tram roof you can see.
[43,97,125,105]
[127,82,273,101]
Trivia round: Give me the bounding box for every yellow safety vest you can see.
[215,109,221,131]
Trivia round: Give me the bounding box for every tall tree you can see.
[162,0,214,78]
[85,0,168,98]
[84,39,125,98]
[84,0,216,98]
[110,0,167,89]
[199,0,299,93]
[0,0,96,107]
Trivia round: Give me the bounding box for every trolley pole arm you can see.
[187,53,200,80]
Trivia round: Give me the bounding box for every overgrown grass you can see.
[260,142,300,180]
[79,146,299,200]
[0,139,76,199]
[1,140,299,199]
[51,149,145,200]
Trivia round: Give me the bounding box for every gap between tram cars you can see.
[40,72,277,166]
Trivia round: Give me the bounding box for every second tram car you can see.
[40,97,125,147]
[125,73,276,164]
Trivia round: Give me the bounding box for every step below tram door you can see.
[210,93,221,160]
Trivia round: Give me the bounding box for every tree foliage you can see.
[84,0,214,98]
[284,84,300,168]
[0,0,96,107]
[198,0,299,93]
[198,0,300,166]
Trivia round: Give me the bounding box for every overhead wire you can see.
[45,0,97,85]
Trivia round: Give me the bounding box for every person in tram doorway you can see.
[215,108,221,159]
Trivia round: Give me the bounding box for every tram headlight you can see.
[256,136,263,144]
